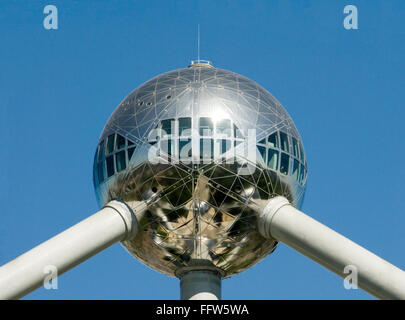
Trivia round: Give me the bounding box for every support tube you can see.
[258,197,405,300]
[0,200,145,300]
[180,270,221,300]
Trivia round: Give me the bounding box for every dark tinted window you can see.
[292,159,299,180]
[280,132,289,153]
[268,149,279,170]
[106,134,115,154]
[179,138,192,158]
[97,163,104,184]
[97,140,105,161]
[179,117,191,136]
[116,134,126,150]
[161,139,173,156]
[200,117,213,136]
[268,132,278,148]
[299,164,306,183]
[299,143,304,162]
[116,150,126,172]
[219,139,231,154]
[280,153,289,175]
[161,119,174,136]
[200,138,213,159]
[258,145,266,162]
[106,155,115,177]
[234,124,244,139]
[127,146,136,160]
[292,137,299,158]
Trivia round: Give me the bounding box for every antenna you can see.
[189,24,213,68]
[198,24,200,62]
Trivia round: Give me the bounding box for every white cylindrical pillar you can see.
[180,270,221,300]
[0,200,145,300]
[258,196,405,300]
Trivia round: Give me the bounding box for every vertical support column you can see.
[180,270,221,300]
[176,261,223,300]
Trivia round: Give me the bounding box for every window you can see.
[234,124,244,139]
[216,119,231,137]
[115,150,126,172]
[268,132,278,148]
[279,132,289,153]
[127,146,136,160]
[106,134,115,154]
[179,138,192,158]
[95,135,136,184]
[299,143,305,162]
[97,140,105,161]
[258,138,266,145]
[219,139,231,154]
[148,124,160,145]
[161,139,173,156]
[280,153,289,175]
[179,117,191,136]
[116,134,126,150]
[268,149,279,170]
[299,163,306,184]
[257,145,266,162]
[200,138,213,159]
[161,119,174,136]
[97,162,104,184]
[200,117,213,136]
[292,159,299,181]
[292,137,299,158]
[106,155,115,177]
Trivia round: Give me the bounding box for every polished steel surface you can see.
[93,63,307,278]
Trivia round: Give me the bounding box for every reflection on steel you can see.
[93,63,307,278]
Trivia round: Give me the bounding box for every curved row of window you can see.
[94,118,307,187]
[149,117,244,140]
[257,131,307,185]
[148,117,307,185]
[147,117,244,162]
[94,133,136,186]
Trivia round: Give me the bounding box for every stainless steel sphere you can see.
[93,61,308,278]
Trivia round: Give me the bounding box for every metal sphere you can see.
[93,61,308,278]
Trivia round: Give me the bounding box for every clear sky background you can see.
[1,0,404,300]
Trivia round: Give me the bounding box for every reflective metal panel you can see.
[93,64,308,278]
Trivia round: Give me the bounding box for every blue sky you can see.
[1,0,404,299]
